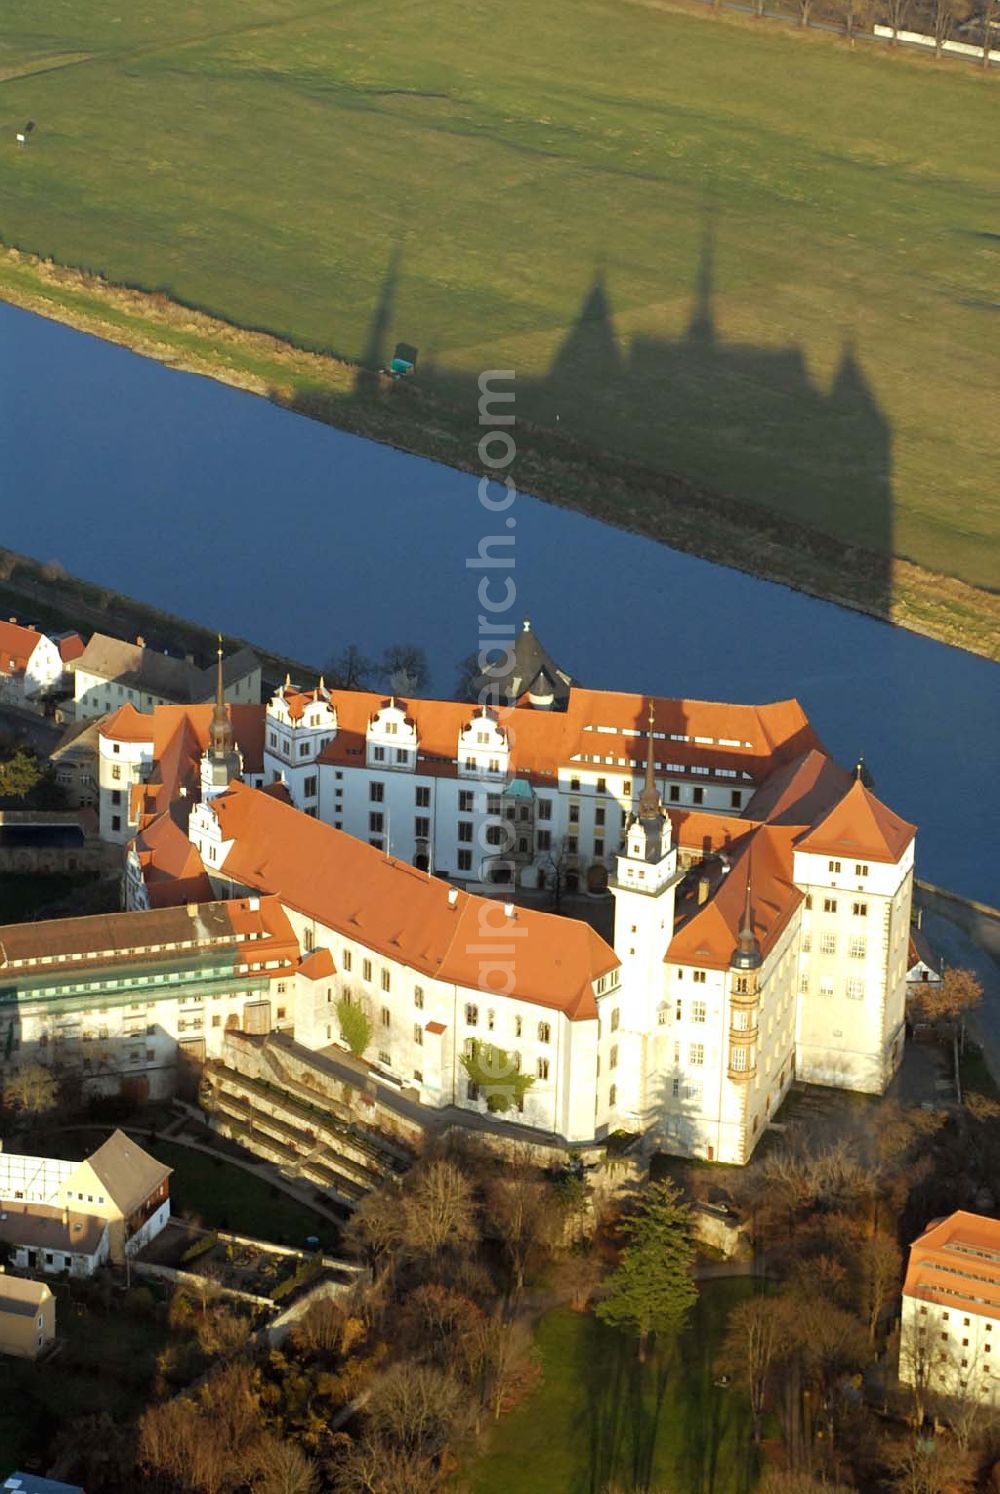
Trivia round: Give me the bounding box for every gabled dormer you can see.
[458,707,508,780]
[266,678,337,769]
[366,697,418,771]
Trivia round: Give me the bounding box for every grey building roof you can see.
[472,619,574,709]
[73,634,259,704]
[0,1202,107,1257]
[79,1130,171,1217]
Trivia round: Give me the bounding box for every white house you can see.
[900,1211,1000,1406]
[0,621,67,708]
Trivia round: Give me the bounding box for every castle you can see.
[2,629,915,1165]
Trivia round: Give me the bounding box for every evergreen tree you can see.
[596,1179,698,1360]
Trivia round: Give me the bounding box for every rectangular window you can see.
[415,816,430,838]
[304,774,317,798]
[537,829,551,851]
[846,978,865,1001]
[692,787,704,805]
[595,807,605,827]
[609,1044,618,1070]
[693,970,706,985]
[416,786,431,808]
[372,745,385,762]
[458,821,473,843]
[457,850,473,871]
[852,901,868,918]
[824,898,838,914]
[690,1043,705,1066]
[362,958,373,982]
[610,1008,620,1032]
[568,804,580,824]
[849,937,866,959]
[537,1058,550,1081]
[819,977,834,997]
[731,790,742,809]
[828,860,841,873]
[370,781,384,802]
[343,950,352,972]
[820,933,836,956]
[414,986,424,1009]
[465,1003,479,1026]
[692,1001,706,1023]
[369,812,384,833]
[459,790,474,813]
[597,777,607,793]
[537,800,552,821]
[854,863,869,877]
[381,1006,391,1027]
[381,969,391,992]
[414,1024,423,1045]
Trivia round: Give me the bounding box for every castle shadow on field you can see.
[299,223,894,619]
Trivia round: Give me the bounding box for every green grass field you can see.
[469,1280,759,1493]
[0,0,996,588]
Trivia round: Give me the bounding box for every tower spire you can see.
[209,634,233,758]
[638,698,663,819]
[731,865,762,970]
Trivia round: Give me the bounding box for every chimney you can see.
[136,635,145,647]
[248,896,260,912]
[62,1206,68,1226]
[697,876,710,906]
[503,902,515,919]
[186,901,198,916]
[448,888,459,908]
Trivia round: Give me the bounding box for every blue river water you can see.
[0,301,996,901]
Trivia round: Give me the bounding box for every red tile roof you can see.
[667,824,803,970]
[796,779,916,864]
[310,686,822,786]
[58,633,86,664]
[904,1211,1000,1320]
[209,782,617,1020]
[0,620,41,676]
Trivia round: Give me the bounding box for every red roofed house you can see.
[0,621,67,709]
[901,1211,1000,1406]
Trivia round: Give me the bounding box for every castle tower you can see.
[609,703,683,1120]
[727,877,762,1089]
[201,637,243,803]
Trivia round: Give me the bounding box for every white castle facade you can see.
[38,627,916,1164]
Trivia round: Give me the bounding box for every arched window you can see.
[538,1021,551,1044]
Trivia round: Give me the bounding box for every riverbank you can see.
[2,248,997,664]
[0,538,320,689]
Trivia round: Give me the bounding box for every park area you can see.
[0,0,996,612]
[469,1279,759,1494]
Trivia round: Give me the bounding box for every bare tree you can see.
[886,1432,976,1492]
[365,1360,468,1458]
[249,1435,318,1494]
[885,0,911,40]
[485,1161,558,1300]
[330,1438,441,1494]
[721,1295,790,1443]
[859,1230,902,1343]
[2,1061,58,1115]
[914,966,982,1034]
[399,1159,478,1261]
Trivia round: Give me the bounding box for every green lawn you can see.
[146,1139,339,1249]
[0,0,997,588]
[469,1279,759,1494]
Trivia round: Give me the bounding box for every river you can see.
[0,301,996,902]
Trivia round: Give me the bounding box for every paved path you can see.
[922,912,1000,1088]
